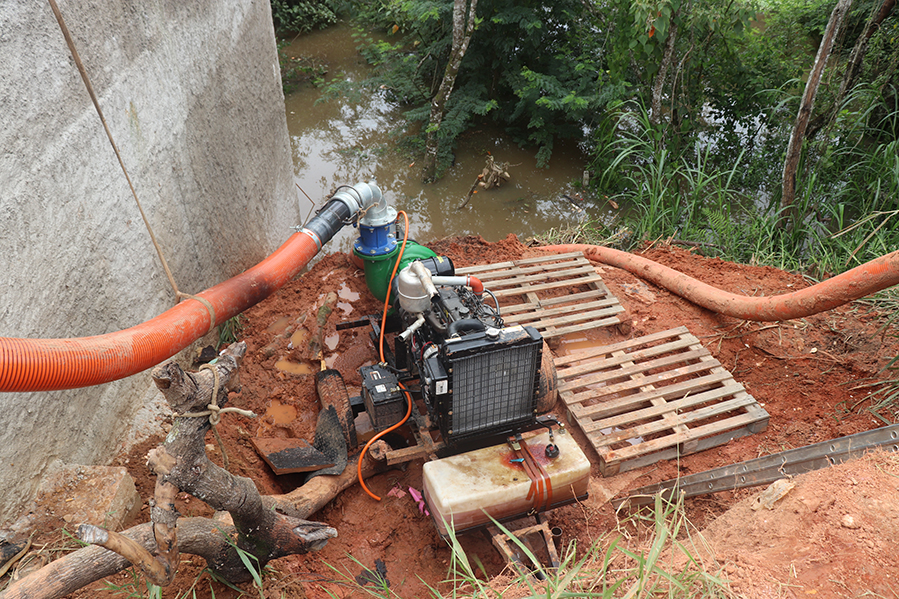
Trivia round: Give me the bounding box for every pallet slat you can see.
[456,252,624,339]
[555,327,768,476]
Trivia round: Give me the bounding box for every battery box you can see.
[360,364,406,431]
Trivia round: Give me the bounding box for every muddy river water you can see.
[283,24,600,253]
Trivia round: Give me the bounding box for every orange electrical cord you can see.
[535,244,899,322]
[359,211,414,501]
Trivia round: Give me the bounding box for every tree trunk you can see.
[650,8,680,128]
[781,0,853,212]
[422,0,479,182]
[807,0,896,139]
[0,342,364,599]
[837,0,895,103]
[1,519,268,599]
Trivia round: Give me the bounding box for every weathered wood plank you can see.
[556,341,704,382]
[569,370,733,420]
[554,327,691,366]
[553,327,768,476]
[455,252,587,276]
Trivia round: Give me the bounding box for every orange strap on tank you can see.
[519,451,543,513]
[520,438,553,512]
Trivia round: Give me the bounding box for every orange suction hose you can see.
[535,244,899,322]
[0,230,327,392]
[359,211,414,501]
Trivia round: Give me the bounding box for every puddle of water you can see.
[266,400,297,425]
[283,24,607,255]
[325,332,339,350]
[266,316,291,334]
[289,328,308,349]
[337,301,353,315]
[275,359,314,375]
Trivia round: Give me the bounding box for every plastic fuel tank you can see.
[422,428,590,536]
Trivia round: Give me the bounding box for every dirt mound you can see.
[46,236,899,598]
[697,449,899,598]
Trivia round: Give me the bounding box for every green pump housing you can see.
[347,183,438,303]
[356,240,437,303]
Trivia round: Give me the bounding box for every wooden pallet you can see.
[455,252,625,339]
[554,326,769,476]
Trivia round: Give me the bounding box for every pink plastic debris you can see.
[408,487,430,516]
[387,486,407,499]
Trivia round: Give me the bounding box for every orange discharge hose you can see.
[0,230,326,392]
[359,211,413,501]
[535,245,899,322]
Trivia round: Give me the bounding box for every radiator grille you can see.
[449,342,540,438]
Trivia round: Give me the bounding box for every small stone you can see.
[801,497,822,512]
[840,514,860,529]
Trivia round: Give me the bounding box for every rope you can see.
[48,0,214,330]
[177,404,257,426]
[177,364,256,471]
[176,292,217,336]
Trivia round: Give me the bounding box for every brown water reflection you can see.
[283,24,609,253]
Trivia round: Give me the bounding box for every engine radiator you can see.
[441,325,543,442]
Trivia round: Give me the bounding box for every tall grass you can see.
[591,100,899,273]
[317,494,732,598]
[589,98,899,420]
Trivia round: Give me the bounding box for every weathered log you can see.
[1,518,310,599]
[0,342,345,599]
[147,342,338,579]
[457,155,510,210]
[264,441,392,519]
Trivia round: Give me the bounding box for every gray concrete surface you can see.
[0,0,300,524]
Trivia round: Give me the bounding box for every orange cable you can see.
[379,211,410,363]
[358,382,413,501]
[359,212,413,501]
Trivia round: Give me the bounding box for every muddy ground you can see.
[13,235,899,599]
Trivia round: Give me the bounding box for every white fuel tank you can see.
[422,428,590,536]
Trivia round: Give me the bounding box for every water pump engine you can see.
[347,193,557,454]
[334,182,586,541]
[389,259,547,451]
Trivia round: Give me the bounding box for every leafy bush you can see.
[271,0,341,34]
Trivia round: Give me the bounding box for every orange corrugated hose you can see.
[535,244,899,322]
[359,211,413,501]
[0,231,325,392]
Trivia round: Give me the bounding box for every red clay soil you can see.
[45,236,899,598]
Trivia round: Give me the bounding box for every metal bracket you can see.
[616,423,899,509]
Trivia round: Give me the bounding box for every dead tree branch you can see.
[1,342,342,599]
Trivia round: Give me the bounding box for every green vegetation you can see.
[278,39,328,94]
[317,494,732,598]
[271,0,342,34]
[278,0,899,413]
[218,314,247,349]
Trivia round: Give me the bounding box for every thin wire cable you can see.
[47,0,183,302]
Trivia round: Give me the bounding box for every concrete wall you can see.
[0,0,299,524]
